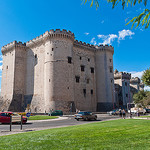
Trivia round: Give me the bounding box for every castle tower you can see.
[1,41,26,111]
[114,71,131,108]
[95,45,115,111]
[43,29,75,113]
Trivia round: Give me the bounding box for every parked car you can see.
[145,109,150,113]
[107,109,119,115]
[48,110,63,116]
[74,111,97,121]
[0,112,27,124]
[128,108,146,115]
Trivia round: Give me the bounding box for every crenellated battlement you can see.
[114,71,131,80]
[2,41,26,54]
[130,77,140,84]
[74,39,114,53]
[26,29,75,48]
[1,29,114,53]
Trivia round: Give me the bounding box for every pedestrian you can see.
[122,109,126,119]
[119,109,122,118]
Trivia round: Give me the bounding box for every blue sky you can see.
[0,0,150,90]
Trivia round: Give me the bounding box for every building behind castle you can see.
[0,29,115,113]
[114,69,144,109]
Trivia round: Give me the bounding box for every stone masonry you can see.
[0,29,115,113]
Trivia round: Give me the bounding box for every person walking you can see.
[122,109,126,119]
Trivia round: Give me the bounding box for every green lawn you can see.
[139,115,150,118]
[28,115,58,120]
[1,119,150,150]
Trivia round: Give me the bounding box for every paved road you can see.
[0,114,119,136]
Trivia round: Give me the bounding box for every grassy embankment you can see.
[1,119,150,150]
[28,115,58,120]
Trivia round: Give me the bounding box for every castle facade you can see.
[1,29,115,113]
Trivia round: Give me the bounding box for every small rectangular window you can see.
[88,58,90,62]
[110,59,112,62]
[91,67,94,73]
[75,76,80,83]
[80,56,82,60]
[126,94,128,97]
[6,66,8,69]
[125,82,127,86]
[83,89,86,97]
[68,57,72,64]
[35,54,37,59]
[91,89,93,95]
[87,79,89,84]
[52,48,54,51]
[81,65,85,72]
[110,67,113,73]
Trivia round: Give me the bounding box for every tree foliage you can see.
[141,68,150,86]
[83,0,150,29]
[133,90,150,107]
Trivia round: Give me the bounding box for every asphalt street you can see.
[0,114,119,136]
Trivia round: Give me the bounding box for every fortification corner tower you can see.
[43,29,75,113]
[1,41,26,111]
[95,45,115,112]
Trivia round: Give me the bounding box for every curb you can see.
[27,116,68,123]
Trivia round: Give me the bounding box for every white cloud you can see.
[91,29,135,46]
[97,34,118,45]
[0,65,2,71]
[84,32,89,35]
[97,34,106,39]
[0,60,3,64]
[103,34,118,45]
[144,86,150,91]
[130,71,144,79]
[90,37,97,45]
[118,29,135,40]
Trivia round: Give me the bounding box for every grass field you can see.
[1,119,150,150]
[28,115,58,120]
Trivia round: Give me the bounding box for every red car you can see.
[0,112,27,124]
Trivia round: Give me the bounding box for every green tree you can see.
[141,68,150,86]
[83,0,150,29]
[133,90,150,107]
[133,90,147,104]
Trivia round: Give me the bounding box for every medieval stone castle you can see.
[0,29,115,113]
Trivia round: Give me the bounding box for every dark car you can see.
[145,109,150,113]
[74,111,97,121]
[0,112,27,124]
[48,110,63,116]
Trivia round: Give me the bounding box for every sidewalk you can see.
[0,116,69,137]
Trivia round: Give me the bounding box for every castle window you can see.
[91,67,94,73]
[49,79,50,82]
[110,67,113,73]
[52,48,54,51]
[91,89,93,95]
[111,79,113,83]
[110,59,112,62]
[6,66,8,69]
[81,65,85,72]
[75,76,80,83]
[126,94,128,97]
[125,82,127,86]
[87,79,89,84]
[35,54,37,59]
[80,56,82,60]
[88,58,90,62]
[68,57,72,64]
[83,89,86,97]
